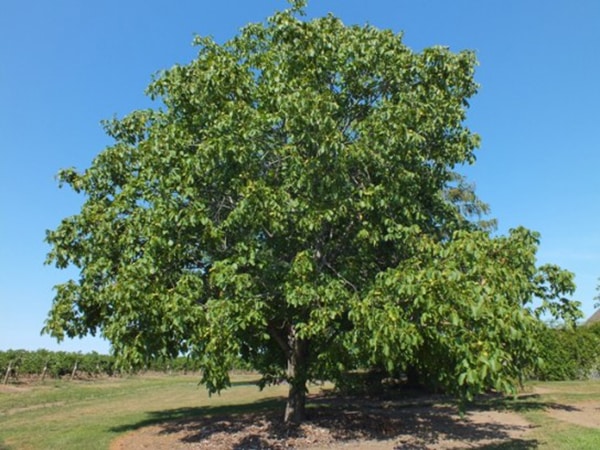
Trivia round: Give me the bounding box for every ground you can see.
[110,405,534,449]
[3,374,599,449]
[110,386,600,450]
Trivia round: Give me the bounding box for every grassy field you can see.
[0,373,291,450]
[1,374,599,449]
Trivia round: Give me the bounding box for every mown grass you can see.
[1,375,599,449]
[0,373,290,450]
[516,380,600,449]
[476,379,600,449]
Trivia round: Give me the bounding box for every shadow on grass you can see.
[111,391,541,449]
[228,379,261,388]
[475,392,582,414]
[110,396,285,433]
[475,440,539,450]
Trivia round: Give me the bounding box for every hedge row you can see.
[0,349,205,380]
[532,322,600,381]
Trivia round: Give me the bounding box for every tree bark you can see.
[284,328,309,424]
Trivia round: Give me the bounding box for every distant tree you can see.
[44,2,580,423]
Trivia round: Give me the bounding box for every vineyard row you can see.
[1,349,204,382]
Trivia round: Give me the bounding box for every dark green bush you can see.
[532,324,600,381]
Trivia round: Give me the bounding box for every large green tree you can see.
[45,3,579,423]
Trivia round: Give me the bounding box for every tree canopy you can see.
[45,4,580,423]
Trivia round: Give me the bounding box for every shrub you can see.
[533,324,600,381]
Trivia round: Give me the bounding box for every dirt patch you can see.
[546,400,600,429]
[529,386,556,395]
[110,396,534,449]
[0,384,31,393]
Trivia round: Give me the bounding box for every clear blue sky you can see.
[1,1,599,353]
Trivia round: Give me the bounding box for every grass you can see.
[513,380,600,449]
[0,373,291,450]
[1,375,599,449]
[476,379,600,449]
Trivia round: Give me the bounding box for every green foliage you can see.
[0,349,105,378]
[348,228,580,400]
[0,350,242,379]
[44,4,580,419]
[531,323,600,381]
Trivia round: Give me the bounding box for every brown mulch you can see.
[110,394,536,449]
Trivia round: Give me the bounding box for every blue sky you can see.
[1,0,599,353]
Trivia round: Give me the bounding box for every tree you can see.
[44,3,580,423]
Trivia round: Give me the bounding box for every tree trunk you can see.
[284,329,309,424]
[406,364,422,389]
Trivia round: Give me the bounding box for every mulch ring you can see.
[110,393,536,449]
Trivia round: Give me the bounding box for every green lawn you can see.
[0,373,290,450]
[1,375,599,449]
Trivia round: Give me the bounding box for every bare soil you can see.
[545,400,600,429]
[0,385,30,393]
[110,393,538,449]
